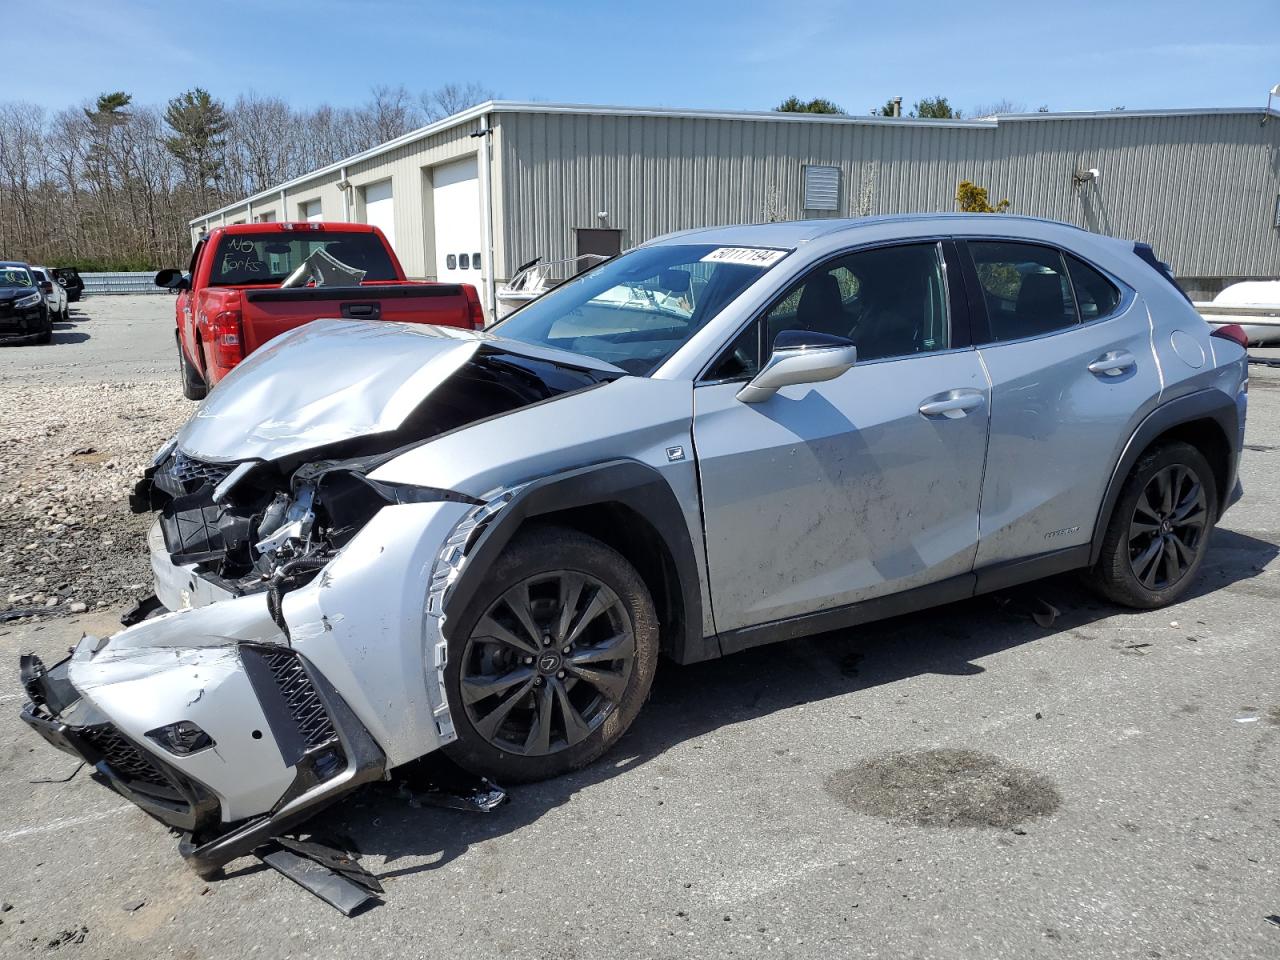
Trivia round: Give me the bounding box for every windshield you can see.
[208,231,397,286]
[0,267,32,288]
[491,244,787,375]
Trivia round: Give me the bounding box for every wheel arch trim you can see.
[440,459,715,664]
[1089,388,1239,567]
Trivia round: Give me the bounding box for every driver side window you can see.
[705,242,951,381]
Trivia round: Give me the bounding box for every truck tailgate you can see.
[240,284,472,353]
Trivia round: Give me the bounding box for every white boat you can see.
[494,254,610,319]
[1195,281,1280,346]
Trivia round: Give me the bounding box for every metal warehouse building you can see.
[192,101,1280,313]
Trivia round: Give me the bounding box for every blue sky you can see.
[11,0,1279,115]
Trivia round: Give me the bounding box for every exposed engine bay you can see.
[131,348,612,622]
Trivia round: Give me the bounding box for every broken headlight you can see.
[146,721,214,755]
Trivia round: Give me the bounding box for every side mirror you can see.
[736,330,857,404]
[154,269,190,291]
[40,281,53,294]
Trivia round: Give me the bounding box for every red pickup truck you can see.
[155,222,484,399]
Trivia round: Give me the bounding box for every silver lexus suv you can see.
[20,214,1248,875]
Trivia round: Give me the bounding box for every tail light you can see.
[209,308,244,368]
[463,284,486,329]
[1210,324,1249,350]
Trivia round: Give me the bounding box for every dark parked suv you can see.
[0,261,52,343]
[52,267,84,303]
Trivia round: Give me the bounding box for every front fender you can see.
[442,459,717,665]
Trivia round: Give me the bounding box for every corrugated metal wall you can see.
[495,109,1280,281]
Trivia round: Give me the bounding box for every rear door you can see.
[962,239,1160,567]
[692,240,991,639]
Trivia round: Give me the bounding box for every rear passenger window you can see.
[1065,254,1121,321]
[970,241,1077,342]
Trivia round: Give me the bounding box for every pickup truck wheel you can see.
[177,339,207,401]
[1087,441,1217,609]
[444,524,658,784]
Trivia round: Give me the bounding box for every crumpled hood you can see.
[177,318,621,463]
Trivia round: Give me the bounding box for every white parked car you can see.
[30,265,69,322]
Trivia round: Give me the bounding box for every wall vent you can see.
[803,165,840,211]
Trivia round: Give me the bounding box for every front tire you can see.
[35,307,52,344]
[444,524,658,783]
[1087,441,1217,608]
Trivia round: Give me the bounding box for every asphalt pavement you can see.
[0,303,1276,959]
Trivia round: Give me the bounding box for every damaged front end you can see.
[18,320,617,876]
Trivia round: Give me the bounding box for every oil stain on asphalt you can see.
[825,748,1061,829]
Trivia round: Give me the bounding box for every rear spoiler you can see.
[1132,243,1191,304]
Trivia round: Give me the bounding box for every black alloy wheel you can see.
[461,571,637,757]
[445,524,658,783]
[1127,463,1208,590]
[1087,440,1218,609]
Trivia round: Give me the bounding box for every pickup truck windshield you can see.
[491,244,787,375]
[0,268,32,287]
[208,231,397,286]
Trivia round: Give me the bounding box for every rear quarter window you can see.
[1065,254,1121,320]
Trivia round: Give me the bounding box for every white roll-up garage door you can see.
[299,198,322,223]
[363,179,396,250]
[432,157,481,286]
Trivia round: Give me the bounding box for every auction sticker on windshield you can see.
[699,247,788,267]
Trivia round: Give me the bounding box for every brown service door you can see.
[575,228,623,259]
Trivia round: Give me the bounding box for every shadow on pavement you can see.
[303,526,1278,880]
[50,329,90,344]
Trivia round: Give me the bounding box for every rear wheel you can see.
[178,338,207,400]
[444,524,658,783]
[1087,441,1217,608]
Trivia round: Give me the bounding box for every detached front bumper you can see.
[17,497,472,873]
[19,620,386,875]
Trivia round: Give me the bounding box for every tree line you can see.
[776,95,1050,119]
[0,83,492,271]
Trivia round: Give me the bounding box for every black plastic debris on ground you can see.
[258,835,383,917]
[991,593,1060,628]
[389,752,508,814]
[46,926,88,948]
[254,756,507,916]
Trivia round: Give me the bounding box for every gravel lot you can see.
[0,296,187,620]
[0,307,1278,959]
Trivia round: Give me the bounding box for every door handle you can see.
[341,302,381,321]
[918,390,985,419]
[1087,350,1136,377]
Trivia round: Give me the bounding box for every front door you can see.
[692,241,990,636]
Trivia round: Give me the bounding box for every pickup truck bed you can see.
[157,222,484,400]
[239,284,476,353]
